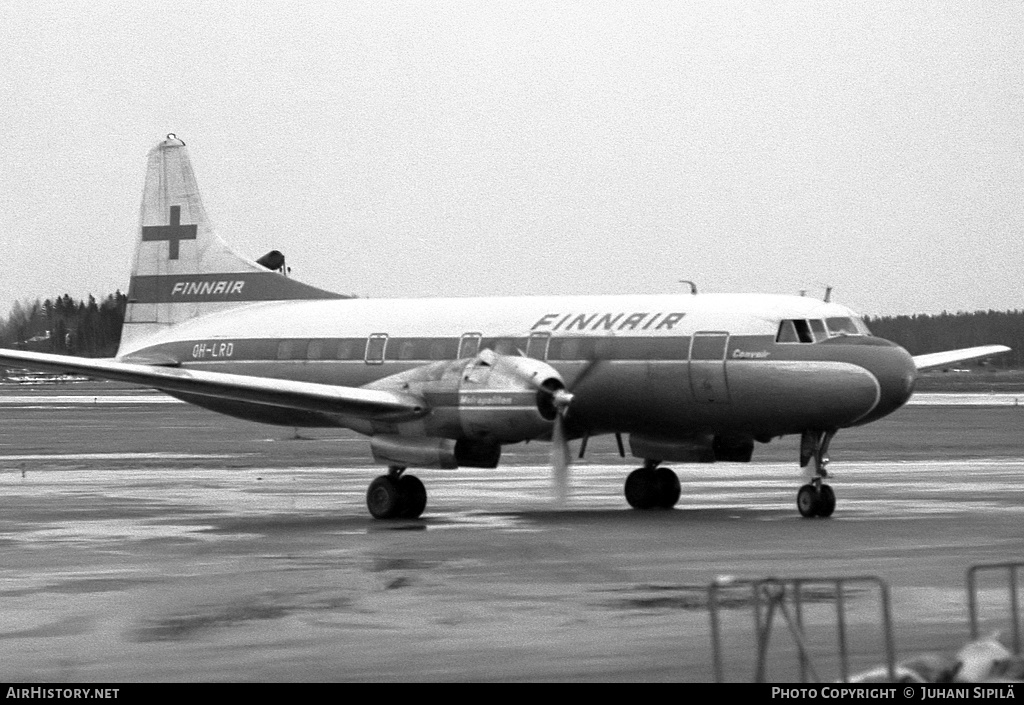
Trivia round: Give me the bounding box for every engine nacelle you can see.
[367,349,566,444]
[629,433,755,463]
[370,435,501,469]
[630,433,715,463]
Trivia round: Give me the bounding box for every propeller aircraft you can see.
[0,135,1009,520]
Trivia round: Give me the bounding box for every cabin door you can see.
[689,332,730,403]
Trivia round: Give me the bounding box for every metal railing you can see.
[708,575,896,683]
[967,562,1024,653]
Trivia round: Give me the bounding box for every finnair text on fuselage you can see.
[171,280,246,297]
[531,312,686,332]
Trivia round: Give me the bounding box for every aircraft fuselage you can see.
[121,292,917,441]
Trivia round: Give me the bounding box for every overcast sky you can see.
[2,1,1022,317]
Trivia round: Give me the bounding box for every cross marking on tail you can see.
[142,205,197,260]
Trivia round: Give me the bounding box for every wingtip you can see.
[912,344,1012,371]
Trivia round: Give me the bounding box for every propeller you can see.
[485,348,604,504]
[533,357,602,504]
[545,382,574,504]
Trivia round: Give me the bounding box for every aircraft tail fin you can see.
[120,134,345,356]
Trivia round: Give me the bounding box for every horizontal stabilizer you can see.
[0,348,426,421]
[912,345,1011,371]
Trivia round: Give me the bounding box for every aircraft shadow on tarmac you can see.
[199,506,786,535]
[497,507,786,524]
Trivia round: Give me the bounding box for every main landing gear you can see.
[366,466,427,520]
[797,429,837,518]
[624,461,681,510]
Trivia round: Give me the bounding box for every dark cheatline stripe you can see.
[127,334,901,370]
[128,334,789,365]
[127,272,348,303]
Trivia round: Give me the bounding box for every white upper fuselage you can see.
[125,292,862,352]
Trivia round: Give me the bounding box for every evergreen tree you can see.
[0,292,128,358]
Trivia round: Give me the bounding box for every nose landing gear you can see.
[797,429,837,518]
[797,481,836,518]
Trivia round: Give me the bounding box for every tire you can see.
[398,475,427,519]
[625,468,658,510]
[817,484,836,518]
[796,484,819,518]
[653,467,681,509]
[367,476,402,519]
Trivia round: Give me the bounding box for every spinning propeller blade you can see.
[527,355,602,504]
[551,413,570,504]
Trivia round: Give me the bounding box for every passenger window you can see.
[398,341,416,360]
[337,339,356,360]
[277,339,309,359]
[429,340,454,360]
[458,333,481,358]
[365,334,388,364]
[488,338,515,355]
[307,340,326,359]
[526,332,550,359]
[559,338,580,360]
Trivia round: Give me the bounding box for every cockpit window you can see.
[825,317,860,337]
[809,319,827,341]
[793,319,814,343]
[776,320,798,343]
[779,317,870,343]
[776,319,814,343]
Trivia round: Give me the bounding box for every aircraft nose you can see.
[857,341,917,424]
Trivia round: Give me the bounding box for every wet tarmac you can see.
[1,388,1024,681]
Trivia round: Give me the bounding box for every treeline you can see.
[866,310,1024,368]
[0,293,127,357]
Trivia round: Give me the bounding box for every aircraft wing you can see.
[0,348,426,421]
[912,345,1011,371]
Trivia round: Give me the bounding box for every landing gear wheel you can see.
[653,467,681,509]
[367,476,402,519]
[796,483,836,518]
[797,428,840,518]
[398,474,427,519]
[625,468,658,509]
[797,484,819,518]
[816,484,836,518]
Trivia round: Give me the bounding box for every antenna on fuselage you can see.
[801,284,833,301]
[679,280,698,295]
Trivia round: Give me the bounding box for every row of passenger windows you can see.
[274,335,623,363]
[270,320,870,362]
[775,317,870,344]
